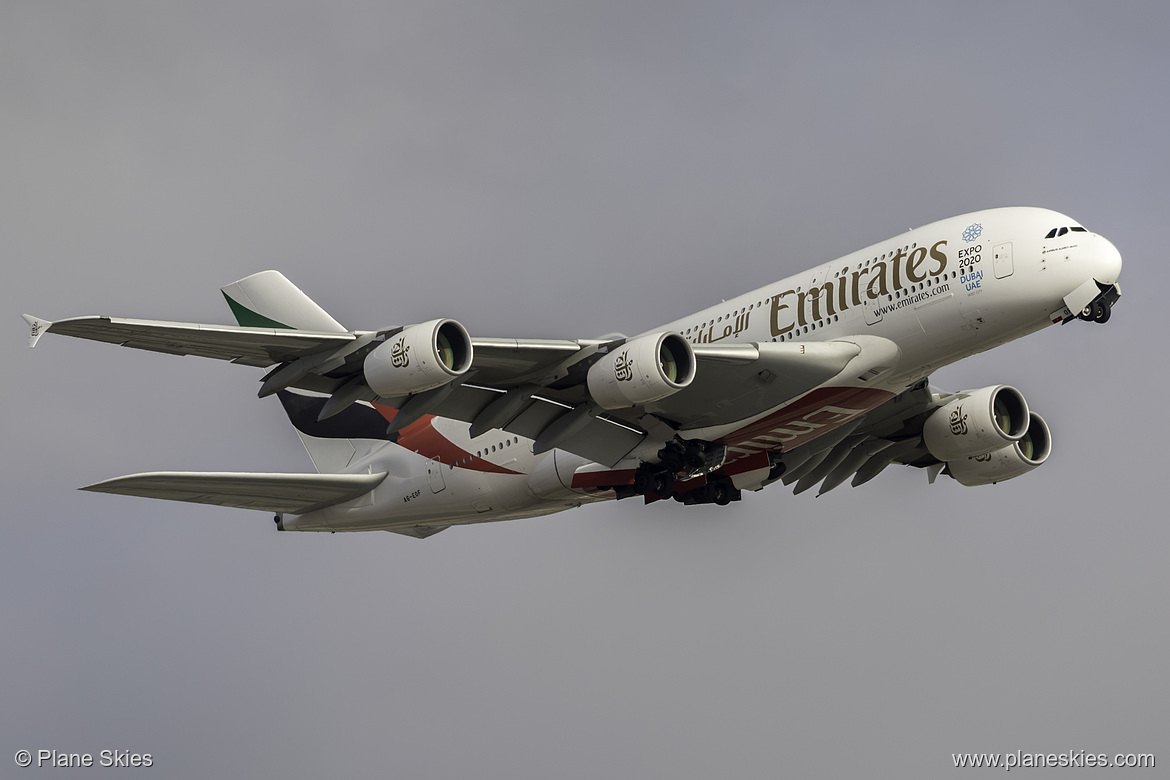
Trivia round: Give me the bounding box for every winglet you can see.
[21,314,52,348]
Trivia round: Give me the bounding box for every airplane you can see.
[23,207,1122,538]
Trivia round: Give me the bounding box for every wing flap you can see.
[80,471,387,514]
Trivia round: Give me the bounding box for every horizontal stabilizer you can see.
[81,471,386,514]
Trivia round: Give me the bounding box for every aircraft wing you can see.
[646,340,863,428]
[25,309,887,467]
[24,315,357,368]
[81,471,387,514]
[768,380,971,497]
[24,314,587,378]
[409,339,869,465]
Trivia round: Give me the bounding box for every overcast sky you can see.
[3,2,1167,777]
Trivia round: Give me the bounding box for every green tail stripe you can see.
[222,292,294,329]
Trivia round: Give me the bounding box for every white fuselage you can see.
[284,207,1122,533]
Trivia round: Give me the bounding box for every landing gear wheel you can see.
[650,472,673,499]
[1081,299,1112,324]
[712,482,732,506]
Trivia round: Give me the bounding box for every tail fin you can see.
[221,270,347,332]
[278,390,396,473]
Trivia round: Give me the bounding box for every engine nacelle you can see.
[947,412,1051,486]
[922,385,1030,462]
[587,332,696,410]
[363,318,473,397]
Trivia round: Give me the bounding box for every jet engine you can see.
[947,412,1051,486]
[363,318,473,397]
[587,332,695,410]
[922,385,1030,462]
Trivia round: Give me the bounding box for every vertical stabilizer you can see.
[277,390,394,474]
[221,270,347,332]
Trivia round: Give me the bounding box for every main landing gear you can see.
[672,476,739,506]
[629,462,741,505]
[627,435,742,507]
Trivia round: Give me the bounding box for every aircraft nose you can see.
[1093,234,1123,285]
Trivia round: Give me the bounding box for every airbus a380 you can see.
[25,207,1122,538]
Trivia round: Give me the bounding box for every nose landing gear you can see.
[1077,281,1121,324]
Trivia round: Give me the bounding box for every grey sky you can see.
[3,2,1167,777]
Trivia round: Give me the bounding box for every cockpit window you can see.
[1045,228,1058,239]
[1057,227,1068,237]
[1070,226,1087,233]
[1047,225,1088,239]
